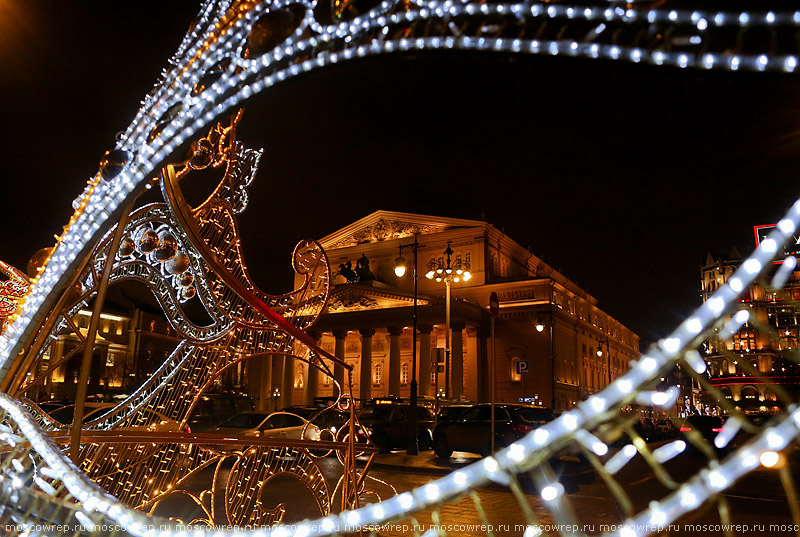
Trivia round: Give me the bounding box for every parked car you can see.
[282,405,348,440]
[654,418,678,440]
[358,403,435,453]
[432,404,555,458]
[634,417,659,443]
[187,392,254,432]
[212,411,321,441]
[680,415,725,450]
[435,403,473,424]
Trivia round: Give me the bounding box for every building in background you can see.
[246,211,639,411]
[701,228,800,414]
[24,281,245,404]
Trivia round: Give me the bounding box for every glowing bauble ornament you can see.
[99,149,130,181]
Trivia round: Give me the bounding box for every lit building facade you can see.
[702,246,800,413]
[25,282,247,403]
[246,211,639,411]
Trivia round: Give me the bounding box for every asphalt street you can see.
[145,443,800,536]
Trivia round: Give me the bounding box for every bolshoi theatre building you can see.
[246,210,640,412]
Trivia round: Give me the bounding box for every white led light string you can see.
[4,1,800,536]
[3,199,799,537]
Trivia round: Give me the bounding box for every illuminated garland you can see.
[4,0,800,367]
[1,1,800,537]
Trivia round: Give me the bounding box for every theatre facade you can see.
[246,211,640,412]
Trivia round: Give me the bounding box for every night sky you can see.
[2,1,800,345]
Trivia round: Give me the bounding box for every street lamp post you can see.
[536,282,556,409]
[394,235,420,455]
[536,311,556,409]
[425,242,471,401]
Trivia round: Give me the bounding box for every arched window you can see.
[740,385,761,401]
[401,363,409,384]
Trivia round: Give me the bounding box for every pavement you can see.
[364,450,482,475]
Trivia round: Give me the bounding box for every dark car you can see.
[282,405,349,440]
[436,404,473,424]
[187,393,254,432]
[680,415,724,449]
[358,403,435,453]
[634,417,659,443]
[654,418,678,440]
[432,404,555,458]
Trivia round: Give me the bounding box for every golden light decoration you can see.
[2,2,800,537]
[0,260,29,333]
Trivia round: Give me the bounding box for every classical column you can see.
[247,354,273,411]
[417,324,432,397]
[388,326,403,396]
[477,329,490,403]
[359,328,376,403]
[333,330,347,396]
[305,330,321,406]
[282,355,294,409]
[451,321,466,401]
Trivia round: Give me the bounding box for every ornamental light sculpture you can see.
[425,241,470,400]
[394,234,421,455]
[6,2,800,536]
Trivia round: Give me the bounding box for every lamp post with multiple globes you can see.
[425,242,471,401]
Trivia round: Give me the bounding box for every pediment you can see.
[319,210,485,250]
[326,283,430,313]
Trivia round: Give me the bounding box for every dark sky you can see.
[2,1,800,345]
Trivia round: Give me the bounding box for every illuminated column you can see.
[305,330,321,405]
[451,321,465,401]
[333,330,347,394]
[282,355,294,409]
[388,326,403,396]
[477,329,490,403]
[248,355,272,411]
[418,324,432,397]
[359,328,376,403]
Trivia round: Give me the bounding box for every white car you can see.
[213,411,320,440]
